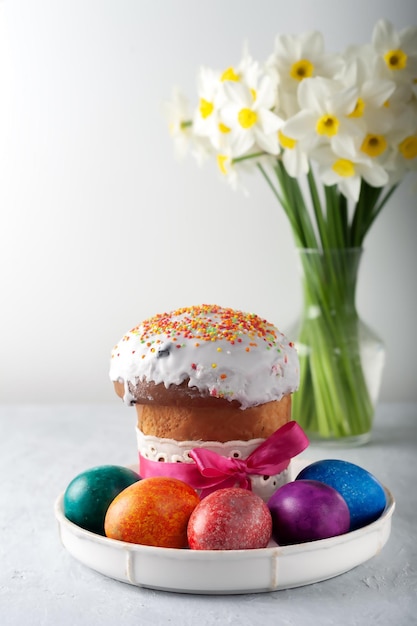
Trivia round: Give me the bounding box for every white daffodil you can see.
[282,77,364,155]
[267,30,343,117]
[382,105,417,183]
[215,149,254,194]
[217,54,271,153]
[163,87,193,158]
[278,129,309,177]
[395,130,417,170]
[337,54,396,121]
[216,151,237,187]
[221,43,264,93]
[166,17,415,244]
[313,144,389,202]
[350,97,417,180]
[358,126,392,167]
[372,19,417,85]
[193,49,266,153]
[191,134,217,168]
[219,74,283,157]
[193,66,224,141]
[336,54,412,170]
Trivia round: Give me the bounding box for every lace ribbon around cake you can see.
[136,421,309,500]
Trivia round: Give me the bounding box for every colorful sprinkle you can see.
[110,304,300,409]
[127,305,280,349]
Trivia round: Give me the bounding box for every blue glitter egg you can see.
[296,459,387,531]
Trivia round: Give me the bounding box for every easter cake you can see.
[110,304,307,499]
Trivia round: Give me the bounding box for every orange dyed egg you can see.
[104,477,200,548]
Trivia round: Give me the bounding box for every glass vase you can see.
[289,248,385,445]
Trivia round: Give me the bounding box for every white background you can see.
[1,0,416,405]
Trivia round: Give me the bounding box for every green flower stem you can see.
[360,184,398,243]
[339,193,349,245]
[293,248,374,439]
[234,151,266,163]
[257,163,304,247]
[306,169,329,249]
[230,155,395,440]
[351,183,380,246]
[274,162,318,248]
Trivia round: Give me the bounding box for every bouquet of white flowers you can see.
[165,19,417,442]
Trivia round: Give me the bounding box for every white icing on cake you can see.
[110,304,299,409]
[136,429,290,500]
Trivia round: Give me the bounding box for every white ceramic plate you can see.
[55,461,395,595]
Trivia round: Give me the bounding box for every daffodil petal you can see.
[220,103,240,127]
[302,30,325,57]
[283,147,309,177]
[223,81,251,106]
[320,168,340,186]
[372,19,398,51]
[361,79,396,108]
[255,75,277,110]
[254,128,279,154]
[298,77,332,111]
[332,86,359,115]
[230,131,255,157]
[331,135,359,160]
[339,177,361,202]
[359,162,389,187]
[258,108,283,134]
[401,25,417,50]
[282,110,316,140]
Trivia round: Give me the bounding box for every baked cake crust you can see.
[134,395,291,442]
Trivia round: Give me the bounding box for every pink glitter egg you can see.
[187,487,272,550]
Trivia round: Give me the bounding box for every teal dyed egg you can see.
[63,465,140,535]
[296,459,387,531]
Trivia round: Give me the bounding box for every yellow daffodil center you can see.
[348,98,365,118]
[217,154,229,174]
[361,134,387,157]
[221,67,240,82]
[399,135,417,160]
[199,98,214,119]
[332,159,355,177]
[218,122,231,134]
[384,49,407,70]
[316,114,339,137]
[238,108,257,129]
[278,130,297,149]
[290,59,314,81]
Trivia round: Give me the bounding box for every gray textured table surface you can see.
[1,403,416,626]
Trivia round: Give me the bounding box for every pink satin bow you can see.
[139,420,309,498]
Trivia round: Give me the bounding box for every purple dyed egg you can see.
[267,480,350,545]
